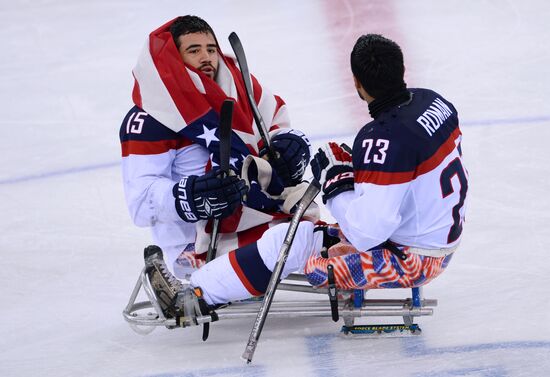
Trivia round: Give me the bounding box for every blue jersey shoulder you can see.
[119,106,178,143]
[352,89,459,173]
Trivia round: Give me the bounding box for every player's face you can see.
[177,32,219,79]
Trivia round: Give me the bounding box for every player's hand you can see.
[173,170,248,222]
[263,129,311,187]
[310,142,354,203]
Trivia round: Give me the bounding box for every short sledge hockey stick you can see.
[206,99,234,264]
[228,32,278,162]
[228,31,321,361]
[203,99,234,341]
[242,179,321,364]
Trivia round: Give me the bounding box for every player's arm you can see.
[120,108,189,227]
[120,108,246,227]
[312,129,415,251]
[252,75,311,187]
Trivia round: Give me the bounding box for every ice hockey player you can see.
[304,34,467,288]
[119,15,314,286]
[141,33,468,329]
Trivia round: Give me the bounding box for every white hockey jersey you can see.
[328,88,468,256]
[119,22,291,269]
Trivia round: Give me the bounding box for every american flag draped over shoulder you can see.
[131,17,288,163]
[131,18,301,255]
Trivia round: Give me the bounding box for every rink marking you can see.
[400,335,550,356]
[410,366,508,377]
[0,161,119,185]
[305,114,550,142]
[1,115,549,186]
[143,365,266,377]
[305,334,339,377]
[140,335,550,377]
[304,333,550,376]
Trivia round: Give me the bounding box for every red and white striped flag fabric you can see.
[131,18,297,255]
[131,17,288,157]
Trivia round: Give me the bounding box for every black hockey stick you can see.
[206,99,234,264]
[203,99,234,342]
[228,32,322,362]
[242,178,321,364]
[228,32,278,162]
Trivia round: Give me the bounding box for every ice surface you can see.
[1,1,550,376]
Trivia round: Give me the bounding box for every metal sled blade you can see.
[122,267,177,331]
[341,323,422,338]
[123,269,437,335]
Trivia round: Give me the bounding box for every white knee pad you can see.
[257,221,323,277]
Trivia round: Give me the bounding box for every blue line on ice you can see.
[1,115,549,185]
[143,365,267,377]
[0,161,120,185]
[410,366,508,377]
[304,333,550,375]
[400,335,550,356]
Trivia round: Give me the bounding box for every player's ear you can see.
[353,75,370,102]
[353,75,362,91]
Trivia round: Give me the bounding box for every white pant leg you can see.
[257,221,323,278]
[190,221,323,305]
[190,253,251,305]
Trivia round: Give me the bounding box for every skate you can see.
[143,245,217,329]
[125,248,434,339]
[143,245,185,319]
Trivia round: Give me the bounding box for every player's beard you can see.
[200,64,217,79]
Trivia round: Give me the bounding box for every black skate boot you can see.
[143,245,218,332]
[144,245,184,319]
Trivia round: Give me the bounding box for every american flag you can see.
[131,18,299,256]
[305,244,453,290]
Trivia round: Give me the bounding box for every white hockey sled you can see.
[122,267,437,337]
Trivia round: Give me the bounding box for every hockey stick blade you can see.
[206,99,234,264]
[242,179,321,364]
[228,32,277,162]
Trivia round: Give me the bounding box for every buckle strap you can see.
[379,240,408,261]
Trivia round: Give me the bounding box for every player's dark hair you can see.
[350,34,406,98]
[170,15,217,49]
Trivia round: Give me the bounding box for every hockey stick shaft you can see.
[229,32,320,362]
[228,32,277,162]
[206,99,234,263]
[242,179,321,363]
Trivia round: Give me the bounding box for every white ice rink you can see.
[1,1,550,376]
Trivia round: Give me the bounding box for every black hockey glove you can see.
[313,225,342,258]
[243,158,285,212]
[173,170,248,223]
[264,129,311,187]
[310,142,354,203]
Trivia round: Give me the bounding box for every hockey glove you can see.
[313,225,342,258]
[243,157,285,212]
[173,170,248,223]
[265,129,311,187]
[310,142,354,203]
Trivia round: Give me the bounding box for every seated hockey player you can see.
[120,15,314,284]
[303,34,468,289]
[143,33,468,328]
